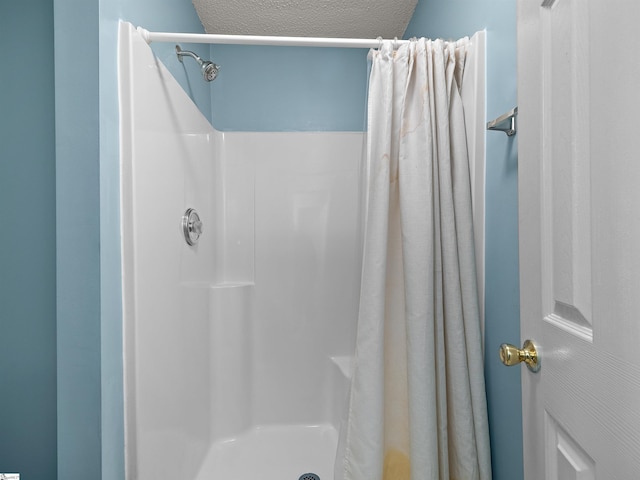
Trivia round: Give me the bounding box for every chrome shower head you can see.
[176,45,220,82]
[200,61,220,82]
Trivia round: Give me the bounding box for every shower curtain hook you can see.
[393,37,399,50]
[376,36,383,50]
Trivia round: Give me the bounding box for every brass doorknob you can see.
[499,339,540,373]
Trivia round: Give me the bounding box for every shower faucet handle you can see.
[182,208,203,246]
[192,219,203,235]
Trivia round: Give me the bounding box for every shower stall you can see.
[118,21,485,480]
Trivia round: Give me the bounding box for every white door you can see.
[517,0,640,478]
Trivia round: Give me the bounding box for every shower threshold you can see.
[195,424,338,480]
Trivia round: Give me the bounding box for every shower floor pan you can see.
[195,424,338,480]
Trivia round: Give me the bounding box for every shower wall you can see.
[120,23,214,479]
[120,23,361,478]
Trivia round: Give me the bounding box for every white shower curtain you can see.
[340,38,491,480]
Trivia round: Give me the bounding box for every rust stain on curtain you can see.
[383,448,411,480]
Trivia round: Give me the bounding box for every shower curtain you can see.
[340,38,491,480]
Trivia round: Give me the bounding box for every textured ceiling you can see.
[192,0,418,39]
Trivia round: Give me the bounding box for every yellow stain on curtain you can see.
[383,449,411,480]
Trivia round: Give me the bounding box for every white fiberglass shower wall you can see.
[118,21,485,480]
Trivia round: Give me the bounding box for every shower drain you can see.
[298,474,320,480]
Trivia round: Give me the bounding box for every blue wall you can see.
[211,45,368,131]
[54,1,101,479]
[0,2,57,478]
[405,2,523,479]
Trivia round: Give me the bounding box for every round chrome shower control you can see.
[182,208,203,246]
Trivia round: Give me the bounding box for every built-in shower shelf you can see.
[182,281,255,289]
[210,282,255,289]
[330,355,353,380]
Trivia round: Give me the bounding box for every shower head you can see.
[200,61,220,82]
[175,45,220,82]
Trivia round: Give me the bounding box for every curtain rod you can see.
[136,27,410,49]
